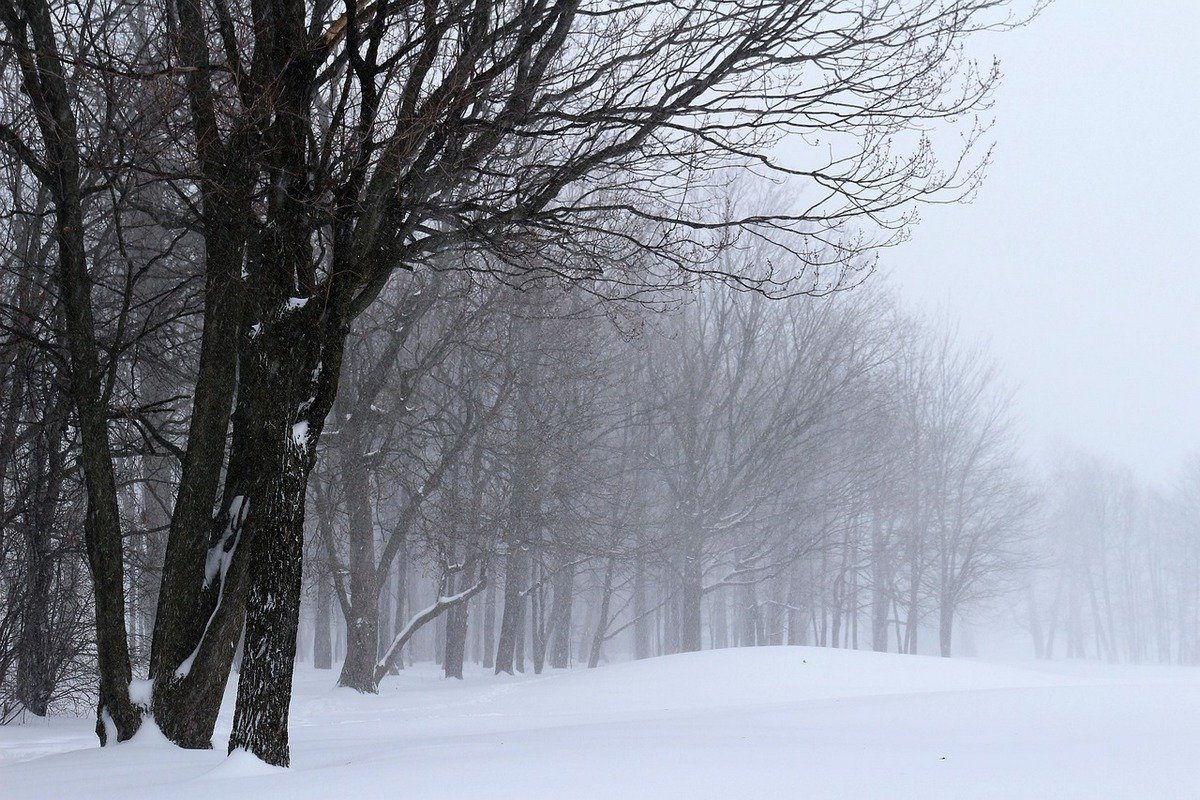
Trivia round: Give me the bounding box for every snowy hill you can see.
[2,647,1198,799]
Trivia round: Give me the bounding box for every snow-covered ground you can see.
[2,647,1197,799]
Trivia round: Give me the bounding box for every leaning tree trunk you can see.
[149,376,275,750]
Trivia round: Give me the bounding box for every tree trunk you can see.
[227,442,309,766]
[678,548,703,653]
[939,597,954,658]
[444,558,479,680]
[147,0,250,723]
[336,421,380,693]
[737,583,759,648]
[494,544,527,675]
[710,594,728,650]
[8,0,141,742]
[14,403,68,715]
[391,543,409,672]
[313,565,333,670]
[871,514,890,653]
[587,558,617,668]
[632,543,650,660]
[482,578,496,669]
[547,560,575,669]
[225,316,340,764]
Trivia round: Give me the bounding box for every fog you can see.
[893,0,1200,490]
[1,1,1197,798]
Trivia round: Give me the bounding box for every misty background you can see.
[893,0,1200,490]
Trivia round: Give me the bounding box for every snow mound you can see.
[204,747,287,779]
[2,647,1198,800]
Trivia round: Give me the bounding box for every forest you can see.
[2,0,1198,794]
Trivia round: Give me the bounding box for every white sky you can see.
[887,0,1200,490]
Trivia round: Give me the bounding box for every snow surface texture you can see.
[2,647,1197,799]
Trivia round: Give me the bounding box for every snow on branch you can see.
[373,574,486,683]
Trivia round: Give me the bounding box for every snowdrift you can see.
[2,647,1197,799]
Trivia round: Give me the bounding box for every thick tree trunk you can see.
[225,312,342,765]
[227,442,309,765]
[146,0,251,725]
[148,212,244,687]
[150,375,277,749]
[513,586,527,674]
[531,563,547,674]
